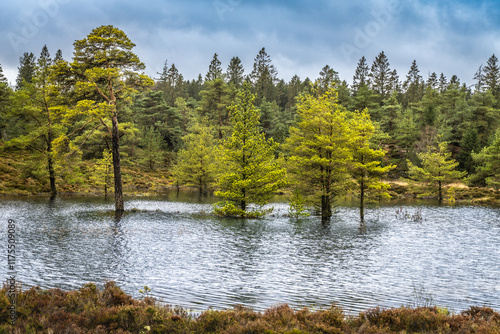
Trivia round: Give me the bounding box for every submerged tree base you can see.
[2,282,499,333]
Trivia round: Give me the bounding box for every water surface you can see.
[1,194,499,314]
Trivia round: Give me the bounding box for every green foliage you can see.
[369,51,393,101]
[251,47,278,104]
[379,92,402,136]
[172,119,217,194]
[457,127,481,174]
[214,83,287,217]
[407,141,466,200]
[89,149,113,194]
[226,56,245,87]
[205,53,223,82]
[0,64,12,141]
[288,188,310,218]
[284,83,353,220]
[471,130,500,189]
[15,52,36,90]
[198,78,231,139]
[350,110,396,221]
[70,25,154,211]
[139,126,164,170]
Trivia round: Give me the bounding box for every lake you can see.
[1,193,499,314]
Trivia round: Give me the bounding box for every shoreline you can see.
[1,182,499,206]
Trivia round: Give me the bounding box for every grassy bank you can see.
[1,282,499,333]
[0,150,173,196]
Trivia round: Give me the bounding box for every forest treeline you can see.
[1,25,500,219]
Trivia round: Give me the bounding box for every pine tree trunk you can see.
[438,180,442,201]
[360,178,365,223]
[241,188,246,212]
[111,113,124,212]
[47,133,57,197]
[46,107,57,197]
[321,194,331,220]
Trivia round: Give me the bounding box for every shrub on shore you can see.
[1,282,499,333]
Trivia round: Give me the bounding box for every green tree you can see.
[403,60,424,105]
[250,47,277,104]
[139,126,164,170]
[157,61,185,106]
[226,56,244,87]
[369,51,392,101]
[198,78,230,139]
[473,64,485,93]
[457,127,480,175]
[5,45,65,196]
[205,53,223,82]
[350,110,395,222]
[0,64,11,141]
[483,54,499,97]
[173,119,217,195]
[284,84,352,221]
[15,52,36,90]
[469,90,499,147]
[426,72,438,90]
[71,25,154,212]
[318,65,339,93]
[214,83,286,217]
[407,141,466,201]
[352,56,370,95]
[89,149,113,198]
[470,130,500,189]
[379,92,402,137]
[54,49,64,62]
[394,109,420,172]
[351,85,379,115]
[438,73,448,93]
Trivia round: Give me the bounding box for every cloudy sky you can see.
[1,0,499,87]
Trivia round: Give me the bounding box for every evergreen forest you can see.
[2,25,500,220]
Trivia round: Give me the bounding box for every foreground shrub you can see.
[1,283,499,333]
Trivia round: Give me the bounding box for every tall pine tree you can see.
[214,83,286,217]
[285,84,353,221]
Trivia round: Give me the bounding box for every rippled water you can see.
[1,193,499,314]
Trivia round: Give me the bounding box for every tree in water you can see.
[350,109,395,223]
[71,25,153,212]
[407,141,466,201]
[214,83,286,217]
[284,83,352,221]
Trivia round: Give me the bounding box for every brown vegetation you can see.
[1,282,499,333]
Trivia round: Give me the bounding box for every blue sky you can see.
[1,0,499,87]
